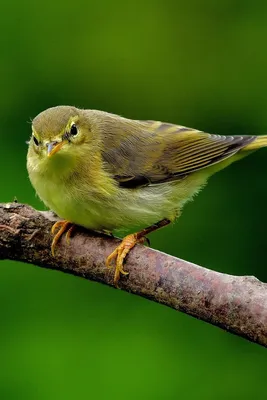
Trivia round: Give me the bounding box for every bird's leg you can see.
[51,220,74,256]
[106,218,171,286]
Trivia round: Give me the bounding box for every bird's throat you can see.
[40,153,77,180]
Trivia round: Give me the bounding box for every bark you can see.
[0,202,266,347]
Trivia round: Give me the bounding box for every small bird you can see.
[27,106,267,285]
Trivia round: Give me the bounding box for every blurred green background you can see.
[1,0,267,399]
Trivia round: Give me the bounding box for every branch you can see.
[0,202,266,347]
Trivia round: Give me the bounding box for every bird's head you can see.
[27,106,97,176]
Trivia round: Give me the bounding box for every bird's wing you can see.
[101,118,256,188]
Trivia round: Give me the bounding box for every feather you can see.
[101,118,256,188]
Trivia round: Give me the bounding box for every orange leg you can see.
[106,218,171,286]
[51,220,74,256]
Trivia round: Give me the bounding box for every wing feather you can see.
[100,117,256,188]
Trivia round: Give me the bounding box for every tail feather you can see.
[243,135,267,151]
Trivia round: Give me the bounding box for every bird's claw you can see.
[51,220,74,256]
[106,233,147,286]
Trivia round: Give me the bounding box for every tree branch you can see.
[0,202,266,347]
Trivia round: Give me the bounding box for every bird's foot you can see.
[105,233,147,286]
[51,220,75,255]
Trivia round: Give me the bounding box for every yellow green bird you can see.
[27,106,267,285]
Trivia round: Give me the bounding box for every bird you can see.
[27,105,267,285]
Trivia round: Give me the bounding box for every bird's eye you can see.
[70,123,78,136]
[33,136,39,146]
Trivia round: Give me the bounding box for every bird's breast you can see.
[29,165,209,231]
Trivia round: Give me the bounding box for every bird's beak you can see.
[47,140,67,157]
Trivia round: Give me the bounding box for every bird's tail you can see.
[243,135,267,151]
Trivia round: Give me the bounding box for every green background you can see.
[1,0,267,399]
